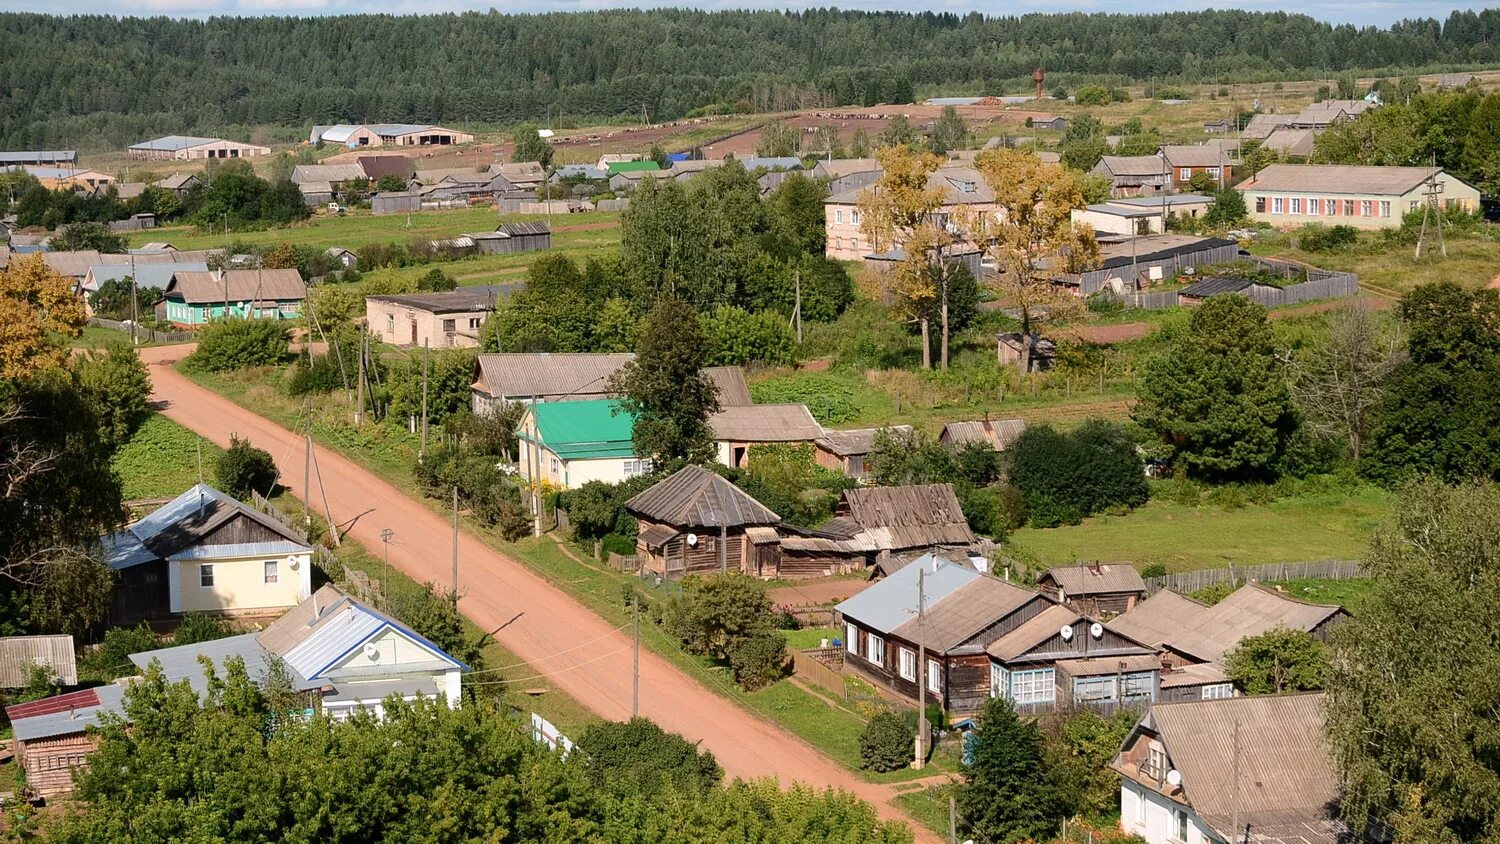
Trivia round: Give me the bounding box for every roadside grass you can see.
[892,785,959,840]
[71,324,158,349]
[1007,485,1392,572]
[126,208,620,252]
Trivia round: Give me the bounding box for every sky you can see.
[0,0,1487,27]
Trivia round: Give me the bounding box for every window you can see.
[1201,683,1234,700]
[468,317,481,330]
[865,633,885,665]
[898,648,917,681]
[549,457,560,475]
[834,209,844,224]
[1290,197,1302,214]
[1145,742,1168,781]
[1179,168,1191,181]
[1175,809,1189,842]
[1308,198,1321,215]
[1073,676,1116,702]
[927,659,942,693]
[1254,196,1266,213]
[1327,198,1339,216]
[1206,167,1220,178]
[263,560,278,584]
[1134,788,1146,824]
[1272,197,1284,214]
[1380,200,1391,218]
[1344,199,1356,215]
[990,663,1007,698]
[850,211,860,225]
[845,622,857,653]
[1123,672,1155,700]
[1362,200,1374,217]
[1009,668,1055,704]
[199,564,215,588]
[385,314,395,335]
[623,459,653,478]
[442,318,456,333]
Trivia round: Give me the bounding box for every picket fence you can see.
[1143,559,1364,595]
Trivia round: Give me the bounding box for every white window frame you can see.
[1178,168,1191,181]
[898,647,917,681]
[1272,197,1284,214]
[549,456,560,475]
[1206,167,1221,178]
[865,633,884,666]
[1201,682,1234,700]
[834,209,844,224]
[1009,667,1055,704]
[850,210,860,225]
[1290,197,1302,214]
[845,622,857,653]
[623,458,653,478]
[1308,197,1320,215]
[1145,742,1168,781]
[1380,200,1391,218]
[926,658,942,693]
[1174,808,1189,842]
[1134,787,1146,825]
[199,564,215,588]
[263,560,278,584]
[989,663,1007,698]
[1362,200,1374,216]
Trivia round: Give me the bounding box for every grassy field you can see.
[1248,232,1500,300]
[126,208,620,253]
[1007,485,1393,572]
[111,414,222,501]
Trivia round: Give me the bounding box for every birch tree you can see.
[967,149,1099,373]
[857,145,948,369]
[1281,301,1405,462]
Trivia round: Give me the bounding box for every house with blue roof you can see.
[100,483,313,623]
[6,584,468,796]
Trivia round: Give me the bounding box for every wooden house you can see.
[986,603,1159,714]
[1036,563,1147,616]
[159,269,307,326]
[1109,583,1346,666]
[836,484,978,568]
[626,465,782,578]
[98,483,314,623]
[709,404,823,469]
[1112,694,1344,844]
[1160,144,1238,191]
[837,555,1054,715]
[813,425,912,480]
[515,399,645,490]
[938,418,1026,452]
[1091,156,1168,197]
[468,221,552,255]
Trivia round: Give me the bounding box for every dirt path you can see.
[137,346,937,842]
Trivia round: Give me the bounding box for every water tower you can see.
[1032,67,1045,99]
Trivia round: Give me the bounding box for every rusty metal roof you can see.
[625,465,780,529]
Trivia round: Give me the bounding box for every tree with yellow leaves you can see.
[0,254,87,379]
[857,145,959,370]
[967,149,1101,373]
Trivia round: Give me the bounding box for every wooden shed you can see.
[836,483,978,567]
[1036,563,1147,616]
[626,465,782,579]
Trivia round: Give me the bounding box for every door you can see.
[410,320,418,345]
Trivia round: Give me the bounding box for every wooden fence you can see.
[1087,259,1360,312]
[88,317,195,344]
[1144,559,1365,595]
[791,647,846,700]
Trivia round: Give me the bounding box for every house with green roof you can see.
[516,399,648,489]
[605,160,661,175]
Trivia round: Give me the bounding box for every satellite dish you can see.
[1166,769,1182,787]
[1090,622,1104,639]
[1059,624,1074,641]
[686,533,699,548]
[287,555,300,571]
[363,643,381,661]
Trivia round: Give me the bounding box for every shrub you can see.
[416,267,457,292]
[215,434,278,499]
[576,717,723,797]
[183,318,290,372]
[726,630,788,690]
[1140,563,1167,579]
[172,613,235,646]
[1086,292,1125,316]
[701,306,798,367]
[1296,224,1359,252]
[1074,85,1113,106]
[858,711,914,772]
[749,373,860,425]
[1008,421,1147,526]
[82,624,158,681]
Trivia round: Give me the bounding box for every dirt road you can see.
[138,346,937,842]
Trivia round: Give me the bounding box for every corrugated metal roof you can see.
[129,136,219,151]
[1180,277,1274,298]
[129,632,318,694]
[1158,660,1229,688]
[987,604,1082,661]
[1106,590,1212,648]
[891,575,1043,653]
[497,220,551,237]
[625,465,780,528]
[264,587,466,680]
[1161,144,1240,168]
[291,163,368,184]
[172,541,309,560]
[814,425,913,457]
[102,483,309,570]
[526,399,638,460]
[1038,564,1146,597]
[82,261,208,293]
[8,684,125,741]
[1097,155,1168,178]
[703,366,752,407]
[0,636,77,687]
[1054,654,1161,677]
[940,419,1026,451]
[836,556,979,634]
[473,352,633,400]
[1110,584,1344,662]
[1242,113,1296,140]
[366,284,512,314]
[709,404,822,443]
[0,150,76,164]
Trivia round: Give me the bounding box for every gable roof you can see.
[836,556,981,634]
[129,135,223,152]
[83,261,208,293]
[709,404,822,443]
[1160,144,1238,168]
[291,163,368,185]
[940,418,1026,451]
[607,160,661,174]
[1141,693,1339,842]
[625,464,780,528]
[892,573,1044,653]
[527,399,638,460]
[356,155,415,179]
[154,173,200,190]
[366,284,511,314]
[986,603,1082,661]
[840,484,975,550]
[1109,584,1344,662]
[703,366,752,407]
[99,483,310,571]
[6,684,126,741]
[815,425,914,457]
[0,636,77,687]
[1261,127,1318,158]
[473,352,632,400]
[1241,113,1295,140]
[1105,589,1211,649]
[415,167,490,185]
[260,584,467,680]
[811,158,881,179]
[163,269,306,304]
[1095,155,1167,178]
[1235,163,1445,196]
[1038,563,1146,597]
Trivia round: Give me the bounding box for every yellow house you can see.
[100,483,313,622]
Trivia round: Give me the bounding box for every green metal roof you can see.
[524,399,639,460]
[607,160,661,174]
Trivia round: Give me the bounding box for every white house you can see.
[1236,164,1480,230]
[99,483,314,622]
[515,399,648,490]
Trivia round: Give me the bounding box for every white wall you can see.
[169,551,312,614]
[1119,782,1222,844]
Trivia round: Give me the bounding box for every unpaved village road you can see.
[138,345,941,842]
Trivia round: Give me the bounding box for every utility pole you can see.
[948,796,957,844]
[130,273,139,346]
[354,331,366,425]
[632,596,641,717]
[451,486,459,607]
[793,269,803,343]
[915,565,927,770]
[718,524,728,574]
[530,396,543,538]
[420,339,430,462]
[303,398,313,529]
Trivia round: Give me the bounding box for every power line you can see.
[462,621,633,676]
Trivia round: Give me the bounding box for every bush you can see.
[215,434,278,499]
[81,624,158,680]
[576,717,723,797]
[859,711,915,772]
[1296,224,1359,252]
[701,306,798,367]
[749,374,860,425]
[171,613,235,646]
[1074,85,1113,106]
[1023,494,1083,528]
[183,318,290,372]
[1086,292,1125,316]
[1008,421,1148,527]
[1140,563,1167,579]
[726,630,788,690]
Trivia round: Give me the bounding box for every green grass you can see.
[1007,486,1393,572]
[112,414,223,501]
[892,786,957,839]
[127,208,619,253]
[72,324,150,349]
[784,627,839,649]
[1269,577,1375,609]
[1246,231,1500,300]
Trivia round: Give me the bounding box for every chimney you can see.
[1089,560,1102,576]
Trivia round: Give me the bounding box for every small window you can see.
[1362,200,1374,217]
[926,659,942,693]
[468,317,481,330]
[1206,167,1220,178]
[549,457,560,475]
[834,209,844,224]
[845,622,857,653]
[1178,168,1191,181]
[1272,197,1284,214]
[865,633,884,666]
[199,564,215,588]
[1380,200,1391,218]
[1175,809,1189,842]
[1308,198,1320,215]
[898,648,917,681]
[1290,197,1302,214]
[1327,198,1339,216]
[1344,199,1356,215]
[1145,742,1168,781]
[1134,787,1146,824]
[263,560,278,584]
[442,318,456,333]
[989,663,1007,698]
[850,211,860,225]
[1254,196,1266,213]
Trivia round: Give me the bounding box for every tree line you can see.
[5,8,1500,149]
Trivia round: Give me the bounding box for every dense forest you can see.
[4,8,1500,150]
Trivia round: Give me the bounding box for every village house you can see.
[1159,144,1238,191]
[128,135,270,161]
[1112,693,1345,844]
[813,425,913,480]
[938,418,1027,452]
[365,284,510,349]
[833,484,979,573]
[810,157,884,196]
[81,261,209,314]
[99,483,314,623]
[824,166,999,261]
[1260,126,1318,159]
[154,172,201,198]
[551,164,608,183]
[310,124,474,147]
[709,404,823,469]
[838,556,1057,715]
[1236,163,1480,230]
[11,165,114,192]
[355,155,416,183]
[0,636,77,688]
[1288,99,1375,130]
[158,268,307,326]
[37,248,221,282]
[986,602,1160,714]
[596,153,642,170]
[326,246,358,269]
[515,399,647,489]
[996,332,1057,371]
[1090,156,1169,197]
[7,585,467,798]
[471,354,750,415]
[1036,563,1147,616]
[493,161,547,192]
[1240,113,1295,140]
[1110,583,1346,665]
[291,162,370,204]
[627,465,782,578]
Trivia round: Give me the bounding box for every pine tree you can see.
[958,696,1065,843]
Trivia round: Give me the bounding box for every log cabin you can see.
[626,465,782,578]
[1036,563,1147,616]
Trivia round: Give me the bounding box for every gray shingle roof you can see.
[473,352,632,401]
[625,465,780,528]
[163,269,306,304]
[1235,163,1443,196]
[703,366,752,407]
[940,419,1027,451]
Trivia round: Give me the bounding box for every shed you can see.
[996,332,1056,371]
[1177,276,1279,304]
[938,418,1027,452]
[813,425,913,479]
[1036,563,1147,615]
[837,483,977,559]
[626,465,782,578]
[710,404,823,468]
